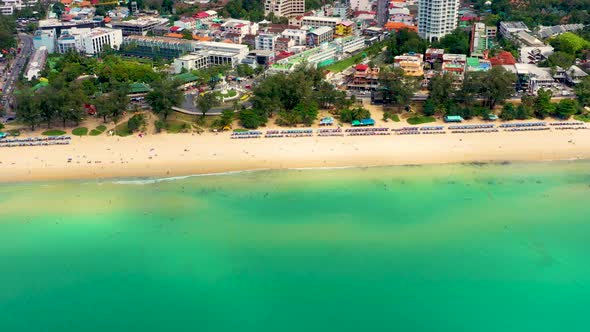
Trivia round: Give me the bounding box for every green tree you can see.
[428,73,456,108]
[555,99,579,118]
[239,109,265,128]
[15,90,42,130]
[52,2,65,18]
[127,114,145,132]
[479,66,517,109]
[379,67,418,110]
[423,98,437,116]
[500,103,516,120]
[575,76,590,106]
[434,29,471,54]
[339,107,371,123]
[146,78,184,121]
[534,89,556,118]
[196,93,220,117]
[182,29,193,40]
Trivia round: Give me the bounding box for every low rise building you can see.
[465,57,491,72]
[275,37,295,52]
[301,16,341,29]
[442,53,467,81]
[425,48,444,63]
[25,46,47,81]
[33,29,57,54]
[519,46,554,64]
[348,64,380,91]
[82,28,123,55]
[255,33,278,51]
[1,0,37,16]
[565,65,588,85]
[221,19,258,36]
[174,17,197,31]
[499,21,530,40]
[281,29,307,45]
[335,35,365,54]
[111,17,169,36]
[306,26,334,46]
[394,53,424,77]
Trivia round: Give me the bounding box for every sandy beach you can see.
[1,122,589,183]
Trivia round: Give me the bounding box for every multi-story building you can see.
[111,17,169,36]
[306,26,334,46]
[33,29,57,54]
[499,21,530,40]
[193,10,218,25]
[173,42,250,73]
[174,17,197,31]
[255,33,278,51]
[275,37,295,52]
[1,0,37,16]
[442,53,467,81]
[335,21,355,37]
[394,53,424,77]
[264,0,305,18]
[82,28,123,55]
[350,0,372,12]
[348,64,380,91]
[122,36,195,59]
[281,29,307,45]
[425,48,444,63]
[470,23,495,58]
[418,0,459,41]
[334,36,365,54]
[57,28,90,53]
[301,16,341,29]
[221,19,259,36]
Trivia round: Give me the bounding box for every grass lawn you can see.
[166,120,191,133]
[407,116,436,125]
[574,114,590,122]
[89,124,107,136]
[42,129,66,136]
[114,123,132,137]
[72,127,88,136]
[215,90,237,98]
[324,54,363,73]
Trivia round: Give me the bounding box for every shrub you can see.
[127,114,145,132]
[42,130,66,136]
[72,127,88,136]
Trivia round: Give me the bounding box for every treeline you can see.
[240,66,357,128]
[500,90,579,120]
[423,66,517,119]
[384,29,471,63]
[0,15,16,51]
[478,0,590,26]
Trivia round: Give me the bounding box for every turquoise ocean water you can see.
[1,162,590,331]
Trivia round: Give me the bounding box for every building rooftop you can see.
[308,26,333,35]
[112,17,168,27]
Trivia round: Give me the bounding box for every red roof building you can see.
[489,51,516,66]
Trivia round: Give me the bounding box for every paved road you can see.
[2,33,33,114]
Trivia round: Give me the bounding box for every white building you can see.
[301,16,342,29]
[350,0,372,12]
[281,29,307,46]
[264,0,305,18]
[56,27,122,55]
[173,42,249,73]
[1,0,37,16]
[33,29,56,54]
[57,28,90,53]
[174,17,197,31]
[499,21,530,40]
[82,28,123,55]
[255,33,278,51]
[335,36,365,54]
[25,46,47,81]
[418,0,459,41]
[220,19,259,36]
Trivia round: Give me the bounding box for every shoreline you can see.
[1,127,590,183]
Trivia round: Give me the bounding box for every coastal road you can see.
[2,33,33,114]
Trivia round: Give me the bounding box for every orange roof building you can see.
[61,0,73,5]
[164,33,185,39]
[192,35,212,41]
[383,22,417,32]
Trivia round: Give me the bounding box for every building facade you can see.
[301,16,341,29]
[306,27,334,46]
[33,29,57,54]
[1,0,37,15]
[111,17,169,36]
[255,33,278,51]
[418,0,459,41]
[82,28,123,55]
[264,0,305,18]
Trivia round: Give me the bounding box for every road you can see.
[2,33,33,115]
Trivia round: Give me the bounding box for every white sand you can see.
[0,125,589,183]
